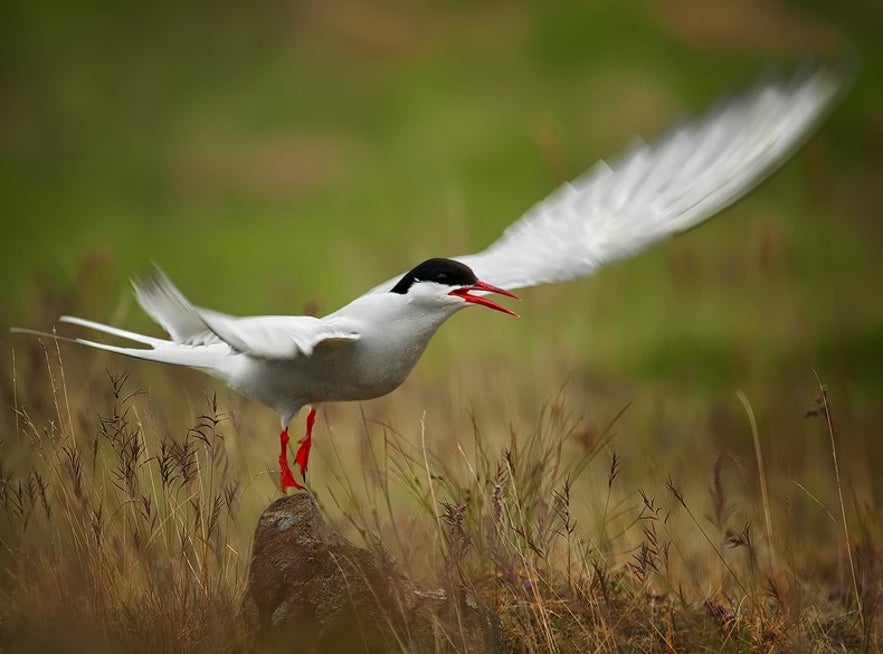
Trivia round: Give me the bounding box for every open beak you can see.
[449,280,520,317]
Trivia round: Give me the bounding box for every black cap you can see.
[389,258,478,294]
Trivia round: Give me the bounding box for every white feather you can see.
[364,63,848,295]
[198,313,361,360]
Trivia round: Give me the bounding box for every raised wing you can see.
[134,266,360,359]
[364,61,848,295]
[133,266,236,346]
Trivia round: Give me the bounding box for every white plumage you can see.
[365,63,845,294]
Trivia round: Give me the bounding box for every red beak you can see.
[448,280,520,317]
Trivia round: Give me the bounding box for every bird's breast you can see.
[312,328,433,401]
[228,301,450,415]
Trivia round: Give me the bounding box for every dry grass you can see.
[2,342,248,652]
[2,321,881,653]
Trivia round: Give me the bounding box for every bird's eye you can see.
[436,273,448,283]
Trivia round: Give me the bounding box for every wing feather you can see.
[132,266,231,345]
[133,266,361,359]
[364,61,849,295]
[197,313,361,360]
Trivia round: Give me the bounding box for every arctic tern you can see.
[14,62,847,490]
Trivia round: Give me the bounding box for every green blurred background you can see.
[2,0,882,400]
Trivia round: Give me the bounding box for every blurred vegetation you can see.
[3,0,882,394]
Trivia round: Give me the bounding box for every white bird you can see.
[14,62,847,491]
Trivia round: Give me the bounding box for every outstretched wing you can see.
[364,61,848,295]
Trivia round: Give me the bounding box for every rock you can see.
[240,492,503,653]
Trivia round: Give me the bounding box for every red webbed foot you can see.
[293,408,317,480]
[278,427,302,491]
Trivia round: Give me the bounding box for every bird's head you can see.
[390,258,519,317]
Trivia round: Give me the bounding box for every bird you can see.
[14,62,848,491]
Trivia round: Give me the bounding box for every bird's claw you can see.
[279,460,302,491]
[278,426,302,491]
[294,434,312,480]
[277,408,316,490]
[293,407,317,481]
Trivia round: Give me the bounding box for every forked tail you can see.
[11,315,230,370]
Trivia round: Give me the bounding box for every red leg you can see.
[294,408,317,480]
[278,427,301,491]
